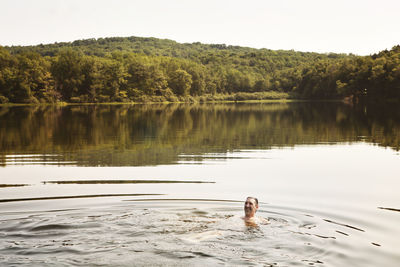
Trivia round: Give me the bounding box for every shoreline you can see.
[2,97,396,107]
[0,99,345,107]
[0,92,350,106]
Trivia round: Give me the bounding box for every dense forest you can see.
[0,36,399,104]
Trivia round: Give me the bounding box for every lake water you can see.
[0,102,399,266]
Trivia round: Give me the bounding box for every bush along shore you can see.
[1,36,399,104]
[69,91,291,104]
[0,92,292,106]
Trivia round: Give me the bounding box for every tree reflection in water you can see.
[0,102,399,166]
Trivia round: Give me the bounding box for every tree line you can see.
[0,36,399,103]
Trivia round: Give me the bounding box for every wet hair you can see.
[247,196,258,205]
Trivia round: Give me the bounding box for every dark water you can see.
[0,102,399,266]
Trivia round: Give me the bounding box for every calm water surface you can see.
[0,102,399,266]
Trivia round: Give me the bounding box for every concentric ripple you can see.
[1,198,396,266]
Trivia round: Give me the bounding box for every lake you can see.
[0,102,399,266]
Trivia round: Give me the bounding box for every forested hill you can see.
[7,36,347,62]
[6,36,349,81]
[1,36,399,104]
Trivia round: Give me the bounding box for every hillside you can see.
[0,36,399,103]
[6,36,348,84]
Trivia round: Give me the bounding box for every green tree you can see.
[0,47,17,102]
[169,69,192,96]
[51,49,85,101]
[97,58,128,101]
[15,52,54,103]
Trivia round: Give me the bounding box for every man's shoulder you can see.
[242,216,269,225]
[255,216,269,224]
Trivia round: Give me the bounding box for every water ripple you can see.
[0,199,396,266]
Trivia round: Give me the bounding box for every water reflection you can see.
[0,184,29,188]
[42,180,215,184]
[0,102,399,167]
[378,207,400,213]
[0,194,163,203]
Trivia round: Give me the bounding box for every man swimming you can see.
[244,197,258,219]
[181,197,268,242]
[243,196,268,226]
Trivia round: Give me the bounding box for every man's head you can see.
[244,197,258,218]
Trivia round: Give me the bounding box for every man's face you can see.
[244,197,258,217]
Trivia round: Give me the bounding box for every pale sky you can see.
[1,0,399,55]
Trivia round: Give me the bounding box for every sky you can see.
[1,0,399,55]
